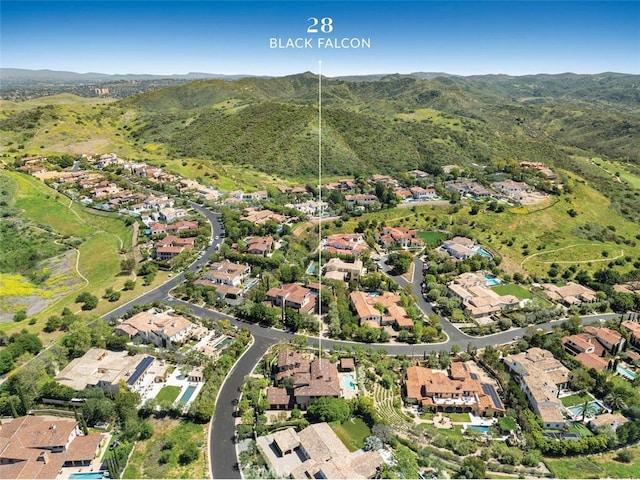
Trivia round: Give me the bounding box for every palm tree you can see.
[605,392,627,412]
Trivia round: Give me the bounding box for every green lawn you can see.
[569,422,593,437]
[545,444,640,479]
[156,386,181,403]
[333,418,371,452]
[498,416,517,432]
[444,412,470,423]
[561,393,593,407]
[491,284,534,300]
[417,230,447,245]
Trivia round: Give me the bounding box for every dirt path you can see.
[521,244,624,267]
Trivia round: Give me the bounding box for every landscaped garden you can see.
[561,393,593,408]
[156,385,181,404]
[333,417,371,452]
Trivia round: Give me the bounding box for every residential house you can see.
[542,282,597,306]
[269,351,341,409]
[115,310,195,347]
[404,362,505,416]
[286,200,329,216]
[503,348,570,429]
[257,422,383,479]
[350,291,414,330]
[22,155,48,165]
[266,283,316,312]
[492,180,533,200]
[0,415,105,480]
[154,235,195,260]
[409,186,438,201]
[376,227,424,249]
[196,261,250,287]
[241,208,287,225]
[246,236,274,256]
[439,236,481,260]
[324,257,364,282]
[588,413,628,432]
[447,272,520,320]
[55,348,165,394]
[324,233,367,255]
[158,207,187,222]
[621,320,640,348]
[150,220,198,235]
[344,194,379,206]
[520,161,556,180]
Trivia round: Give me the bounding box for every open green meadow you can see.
[0,170,158,334]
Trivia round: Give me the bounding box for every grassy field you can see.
[561,393,593,407]
[545,444,640,478]
[122,418,205,479]
[333,418,371,452]
[156,386,182,404]
[0,170,179,336]
[417,230,448,245]
[322,174,640,278]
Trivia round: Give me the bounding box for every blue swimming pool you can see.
[342,373,357,392]
[617,364,636,380]
[69,473,108,480]
[467,425,489,434]
[568,400,606,418]
[478,247,494,259]
[485,274,501,286]
[179,385,197,404]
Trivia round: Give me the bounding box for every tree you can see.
[75,292,98,310]
[179,441,200,465]
[120,257,136,274]
[388,251,413,274]
[306,397,351,424]
[364,435,383,451]
[138,420,154,440]
[458,456,486,479]
[123,279,136,291]
[570,368,596,394]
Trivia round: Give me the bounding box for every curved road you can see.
[96,204,619,478]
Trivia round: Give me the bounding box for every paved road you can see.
[90,203,620,478]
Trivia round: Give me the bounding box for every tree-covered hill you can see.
[120,72,639,178]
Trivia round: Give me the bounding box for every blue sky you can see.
[1,1,638,77]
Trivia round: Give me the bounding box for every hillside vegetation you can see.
[1,73,639,223]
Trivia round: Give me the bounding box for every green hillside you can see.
[1,73,639,224]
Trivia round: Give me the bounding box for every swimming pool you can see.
[179,384,197,404]
[341,373,357,392]
[617,364,636,380]
[478,247,493,259]
[69,473,108,480]
[567,400,606,418]
[467,425,489,434]
[484,274,501,286]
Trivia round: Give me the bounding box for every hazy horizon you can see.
[1,1,638,77]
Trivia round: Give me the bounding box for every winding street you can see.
[97,204,619,478]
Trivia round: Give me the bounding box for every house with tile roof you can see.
[621,320,640,347]
[115,310,195,347]
[349,291,414,330]
[257,422,383,479]
[375,227,424,249]
[0,415,105,480]
[268,351,341,409]
[404,362,505,416]
[542,282,597,306]
[266,283,316,313]
[447,272,520,320]
[503,348,570,429]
